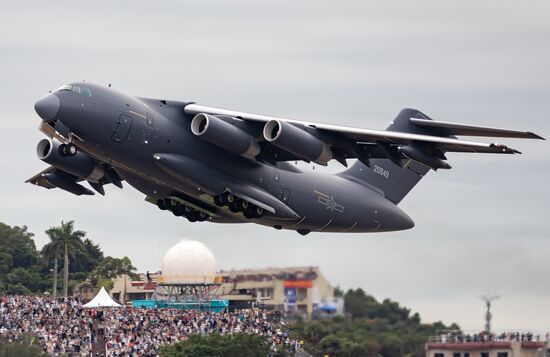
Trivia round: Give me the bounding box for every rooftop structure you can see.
[426,331,550,357]
[112,265,338,317]
[217,266,338,317]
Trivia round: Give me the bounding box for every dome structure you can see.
[161,241,217,285]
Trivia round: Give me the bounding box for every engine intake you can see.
[263,120,333,165]
[37,138,104,181]
[191,113,260,159]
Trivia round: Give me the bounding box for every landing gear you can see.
[236,199,249,211]
[221,192,235,206]
[157,199,168,210]
[213,193,264,219]
[249,206,264,218]
[158,197,210,223]
[213,195,224,206]
[228,201,240,213]
[58,143,77,157]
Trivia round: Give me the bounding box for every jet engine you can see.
[263,120,333,165]
[191,113,260,159]
[36,138,104,181]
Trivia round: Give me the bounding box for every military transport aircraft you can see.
[28,82,543,235]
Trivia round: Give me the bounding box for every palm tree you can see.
[45,221,86,297]
[42,237,62,298]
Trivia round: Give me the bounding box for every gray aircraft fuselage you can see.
[32,82,424,234]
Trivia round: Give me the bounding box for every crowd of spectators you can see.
[0,295,300,356]
[435,330,550,344]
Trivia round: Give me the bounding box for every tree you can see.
[160,333,276,357]
[44,221,85,297]
[290,288,460,357]
[91,256,138,282]
[71,238,104,273]
[0,223,40,294]
[0,335,47,356]
[0,252,12,276]
[0,223,38,269]
[41,236,62,298]
[6,268,41,293]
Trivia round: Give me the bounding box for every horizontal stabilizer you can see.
[410,118,545,140]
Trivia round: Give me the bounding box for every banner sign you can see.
[284,287,297,305]
[283,280,313,289]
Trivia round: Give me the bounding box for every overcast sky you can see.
[1,0,549,332]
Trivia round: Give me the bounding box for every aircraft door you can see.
[111,114,133,143]
[269,168,283,198]
[281,187,291,203]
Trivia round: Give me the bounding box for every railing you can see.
[429,330,548,344]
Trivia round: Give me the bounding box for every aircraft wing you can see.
[26,166,57,189]
[184,104,544,169]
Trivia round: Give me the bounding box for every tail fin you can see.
[339,108,432,204]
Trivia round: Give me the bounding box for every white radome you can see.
[161,241,217,284]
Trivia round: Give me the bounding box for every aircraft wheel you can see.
[213,195,223,206]
[235,199,249,212]
[187,213,197,222]
[251,206,264,218]
[66,144,77,156]
[172,205,185,217]
[228,202,239,213]
[157,199,168,210]
[162,198,173,209]
[243,209,254,219]
[222,192,235,206]
[58,143,69,157]
[184,205,193,214]
[167,199,178,209]
[197,211,207,221]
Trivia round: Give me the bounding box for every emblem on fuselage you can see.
[314,191,344,213]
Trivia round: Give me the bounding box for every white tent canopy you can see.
[83,287,122,308]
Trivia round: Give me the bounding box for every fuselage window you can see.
[81,88,92,97]
[72,86,81,94]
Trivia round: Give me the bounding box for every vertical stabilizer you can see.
[339,108,433,204]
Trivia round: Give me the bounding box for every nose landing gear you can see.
[58,143,78,157]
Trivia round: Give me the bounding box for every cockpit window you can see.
[58,84,73,91]
[56,84,92,97]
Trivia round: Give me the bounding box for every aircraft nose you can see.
[34,94,60,122]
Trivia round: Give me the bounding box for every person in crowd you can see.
[0,295,300,356]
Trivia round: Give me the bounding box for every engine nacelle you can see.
[263,120,333,165]
[191,113,260,159]
[36,138,104,181]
